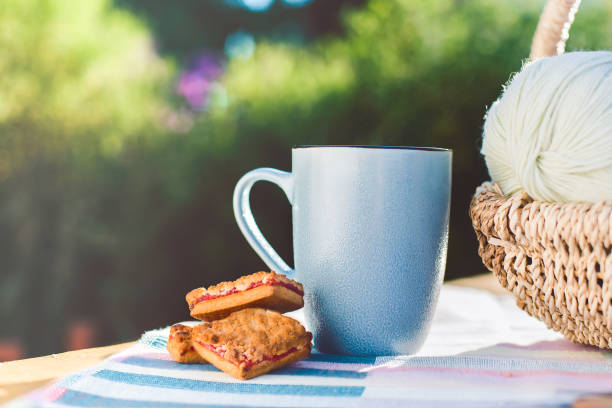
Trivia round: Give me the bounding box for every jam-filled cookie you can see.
[190,308,312,380]
[167,324,208,364]
[186,271,304,321]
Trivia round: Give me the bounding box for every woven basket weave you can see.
[469,0,612,349]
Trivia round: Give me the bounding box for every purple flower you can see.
[177,53,224,110]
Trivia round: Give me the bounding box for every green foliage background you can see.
[1,0,611,356]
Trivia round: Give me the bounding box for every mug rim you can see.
[293,145,451,152]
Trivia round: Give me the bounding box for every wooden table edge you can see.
[0,341,136,404]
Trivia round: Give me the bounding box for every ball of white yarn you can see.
[482,51,612,203]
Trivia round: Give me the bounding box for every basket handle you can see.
[530,0,581,61]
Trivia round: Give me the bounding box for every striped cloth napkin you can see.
[8,283,612,408]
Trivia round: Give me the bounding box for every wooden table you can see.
[0,341,136,404]
[0,273,606,407]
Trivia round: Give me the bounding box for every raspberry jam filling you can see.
[197,341,299,370]
[191,279,303,308]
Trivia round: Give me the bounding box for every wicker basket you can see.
[469,0,612,349]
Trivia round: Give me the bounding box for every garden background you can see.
[1,0,611,359]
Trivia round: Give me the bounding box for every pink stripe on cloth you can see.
[36,385,68,403]
[368,365,612,379]
[126,352,174,361]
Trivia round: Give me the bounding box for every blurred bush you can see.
[0,0,174,355]
[1,0,610,356]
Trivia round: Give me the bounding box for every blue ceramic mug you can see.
[233,145,452,355]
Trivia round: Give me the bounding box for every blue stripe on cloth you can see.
[93,370,365,397]
[56,389,299,408]
[120,357,219,371]
[305,354,376,364]
[121,357,367,379]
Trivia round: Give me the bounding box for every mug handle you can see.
[233,168,295,277]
